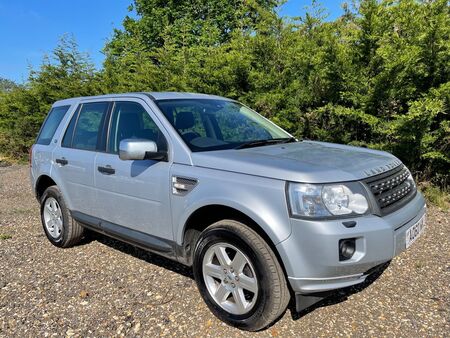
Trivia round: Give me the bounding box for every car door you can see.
[52,101,111,217]
[94,99,173,241]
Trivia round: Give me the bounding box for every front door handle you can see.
[97,165,115,175]
[55,158,68,166]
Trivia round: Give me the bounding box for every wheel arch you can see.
[178,204,290,282]
[35,174,57,201]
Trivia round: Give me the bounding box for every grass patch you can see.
[12,208,31,215]
[0,234,12,240]
[419,182,450,211]
[414,261,424,269]
[0,158,12,167]
[0,154,27,166]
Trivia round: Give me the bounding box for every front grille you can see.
[364,165,416,215]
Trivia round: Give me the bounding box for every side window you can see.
[108,101,167,154]
[71,102,109,151]
[61,106,80,148]
[36,105,70,145]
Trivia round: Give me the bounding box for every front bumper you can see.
[276,191,426,294]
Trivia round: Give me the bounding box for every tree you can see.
[0,78,17,92]
[0,35,99,158]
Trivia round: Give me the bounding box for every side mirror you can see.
[119,139,167,161]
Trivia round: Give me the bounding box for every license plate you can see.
[405,214,426,248]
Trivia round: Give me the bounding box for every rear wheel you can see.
[40,185,84,247]
[193,220,290,331]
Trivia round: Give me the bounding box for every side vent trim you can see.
[172,176,198,196]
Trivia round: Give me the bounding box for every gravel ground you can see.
[0,165,449,337]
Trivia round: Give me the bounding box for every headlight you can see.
[287,182,370,218]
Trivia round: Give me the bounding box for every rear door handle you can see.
[55,158,68,166]
[97,165,115,175]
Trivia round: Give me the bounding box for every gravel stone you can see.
[0,165,449,337]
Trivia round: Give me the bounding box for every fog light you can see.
[339,239,356,261]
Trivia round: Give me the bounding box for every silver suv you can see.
[30,92,426,331]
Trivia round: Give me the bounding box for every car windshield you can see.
[155,99,292,152]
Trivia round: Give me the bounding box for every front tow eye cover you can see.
[342,221,356,228]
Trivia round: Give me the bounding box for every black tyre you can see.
[40,185,84,247]
[193,220,290,331]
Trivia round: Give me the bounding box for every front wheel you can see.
[193,220,290,331]
[40,185,84,248]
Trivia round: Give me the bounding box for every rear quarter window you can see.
[36,105,71,145]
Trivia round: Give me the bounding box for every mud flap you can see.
[295,293,329,312]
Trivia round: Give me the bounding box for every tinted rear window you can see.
[36,105,70,145]
[71,102,109,151]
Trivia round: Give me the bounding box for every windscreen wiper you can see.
[235,137,297,149]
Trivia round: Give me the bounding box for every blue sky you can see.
[0,1,343,83]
